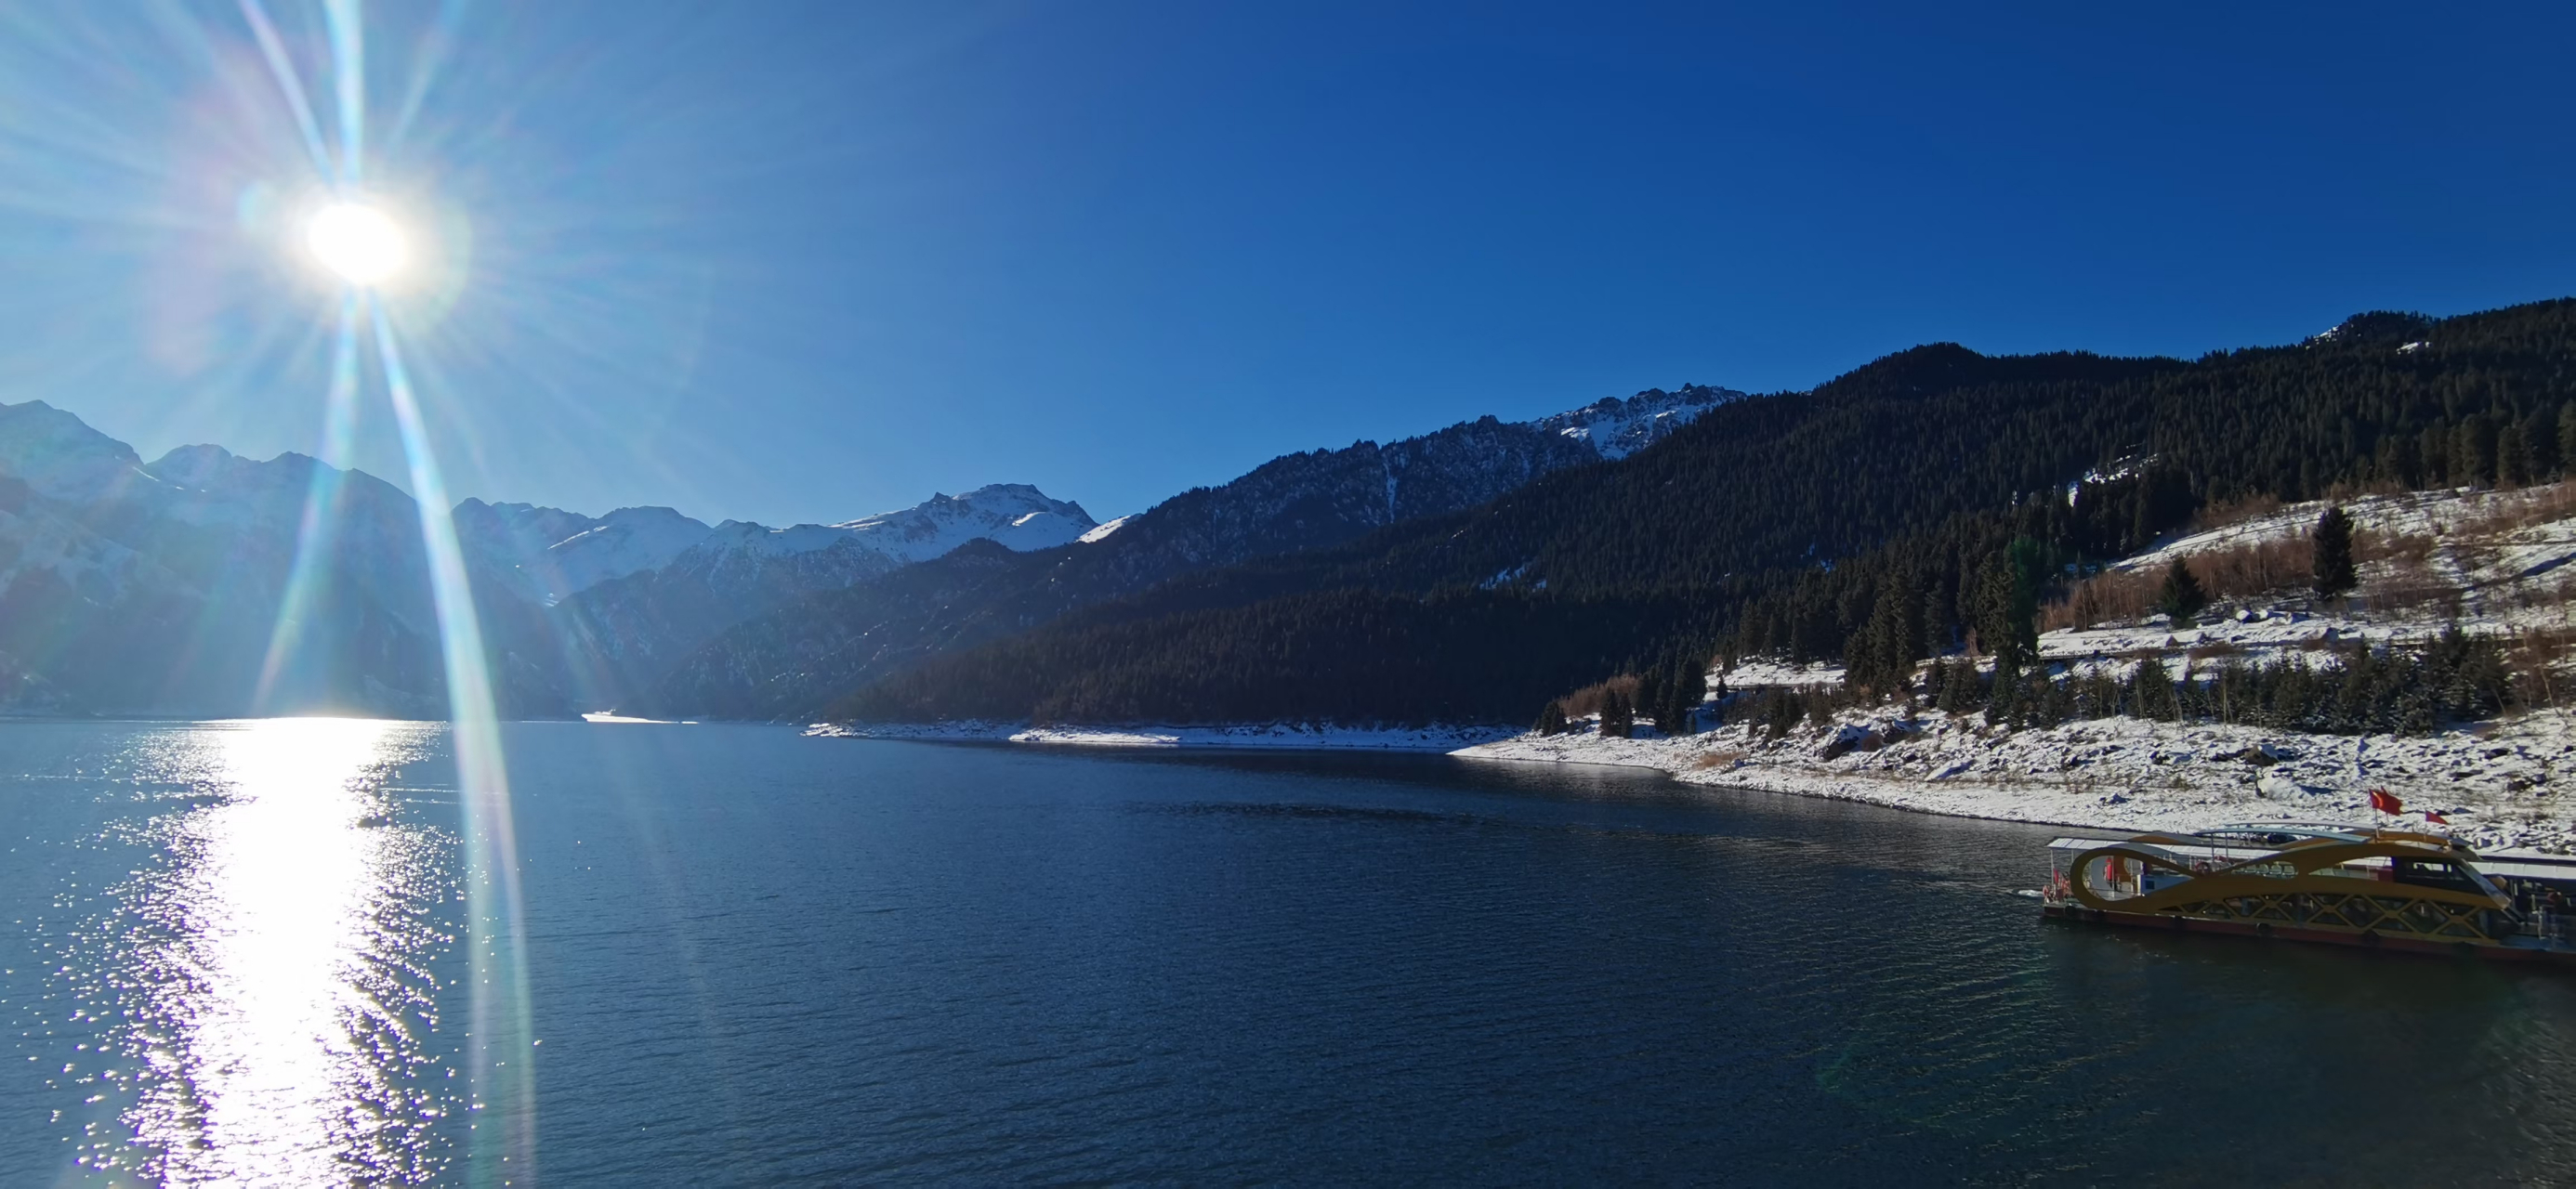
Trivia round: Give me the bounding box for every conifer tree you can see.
[1972,554,2038,669]
[2003,539,2044,663]
[2456,417,2498,487]
[1932,659,1963,713]
[1665,662,1706,735]
[2312,505,2357,601]
[2129,655,2180,721]
[2157,556,2208,625]
[2559,400,2576,479]
[2500,424,2532,488]
[1599,690,1633,739]
[1986,654,2023,728]
[1535,701,1569,737]
[2423,423,2453,485]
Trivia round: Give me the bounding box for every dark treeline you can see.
[832,590,1706,725]
[833,299,2576,726]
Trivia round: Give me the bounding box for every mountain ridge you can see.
[0,379,1737,717]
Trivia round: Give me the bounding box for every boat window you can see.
[2391,857,2481,893]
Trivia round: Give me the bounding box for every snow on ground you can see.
[817,485,2576,853]
[1459,707,2576,856]
[808,721,1519,751]
[1722,658,1845,688]
[813,709,2576,855]
[2115,484,2576,629]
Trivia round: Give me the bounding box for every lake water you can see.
[2,720,2572,1185]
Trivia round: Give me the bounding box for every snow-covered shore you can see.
[1456,708,2576,856]
[807,720,1518,751]
[808,712,2576,855]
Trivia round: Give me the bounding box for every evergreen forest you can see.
[828,299,2576,729]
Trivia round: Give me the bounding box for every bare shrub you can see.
[2361,547,2464,615]
[2044,536,2322,632]
[2044,568,2159,632]
[2359,531,2436,566]
[2504,627,2576,708]
[2461,480,2576,535]
[1555,673,1639,720]
[2196,536,2313,597]
[1692,750,1748,769]
[2194,493,2283,532]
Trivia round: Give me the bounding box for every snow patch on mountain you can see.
[543,507,716,595]
[1076,515,1132,544]
[1525,385,1746,460]
[829,483,1096,562]
[464,483,1097,605]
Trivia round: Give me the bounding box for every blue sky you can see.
[0,1,2570,526]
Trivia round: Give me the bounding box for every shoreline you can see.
[807,720,1519,752]
[813,710,2576,856]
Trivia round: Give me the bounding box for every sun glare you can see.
[305,202,408,287]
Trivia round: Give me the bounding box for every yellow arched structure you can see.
[2043,825,2573,961]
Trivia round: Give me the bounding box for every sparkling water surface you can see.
[3,719,2573,1185]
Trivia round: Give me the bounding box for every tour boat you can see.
[2041,823,2576,962]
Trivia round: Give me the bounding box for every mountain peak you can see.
[830,483,1097,559]
[1525,384,1748,460]
[2309,310,2434,346]
[0,399,153,503]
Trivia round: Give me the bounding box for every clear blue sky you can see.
[0,1,2569,526]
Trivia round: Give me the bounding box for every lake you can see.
[3,719,2572,1184]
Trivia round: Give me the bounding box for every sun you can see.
[305,202,409,288]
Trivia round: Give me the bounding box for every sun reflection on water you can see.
[99,719,459,1185]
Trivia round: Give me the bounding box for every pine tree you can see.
[1986,654,2023,728]
[2158,556,2208,625]
[1972,555,2033,669]
[1666,661,1706,735]
[1636,671,1669,735]
[2500,424,2533,488]
[2456,417,2498,488]
[1535,700,1569,737]
[2312,505,2357,600]
[2559,400,2576,479]
[1599,690,1633,739]
[2129,655,2180,721]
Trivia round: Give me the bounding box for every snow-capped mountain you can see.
[0,405,479,716]
[831,483,1096,561]
[540,507,717,599]
[0,400,160,503]
[0,375,1741,719]
[455,485,1094,608]
[536,485,1098,706]
[0,399,1105,715]
[1524,385,1746,461]
[624,389,1746,719]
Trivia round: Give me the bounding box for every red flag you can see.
[2425,810,2449,825]
[2368,788,2402,815]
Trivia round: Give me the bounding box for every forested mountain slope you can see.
[829,298,2576,726]
[624,396,1740,717]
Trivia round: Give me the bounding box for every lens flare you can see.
[235,0,537,1178]
[307,201,408,286]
